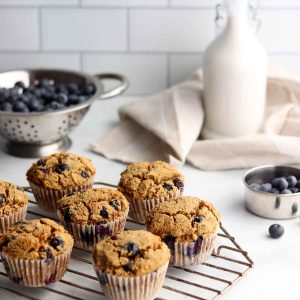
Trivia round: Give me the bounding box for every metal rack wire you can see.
[0,181,254,300]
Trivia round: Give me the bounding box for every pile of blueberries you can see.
[0,78,96,113]
[250,175,300,194]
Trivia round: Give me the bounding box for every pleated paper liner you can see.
[127,189,182,224]
[93,260,169,300]
[0,205,28,233]
[57,208,129,250]
[165,231,217,267]
[28,177,94,213]
[1,245,73,287]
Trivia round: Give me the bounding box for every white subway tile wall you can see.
[0,1,298,95]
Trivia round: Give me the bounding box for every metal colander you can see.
[0,69,128,157]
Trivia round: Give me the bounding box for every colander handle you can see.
[94,73,129,100]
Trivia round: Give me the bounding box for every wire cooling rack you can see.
[0,181,254,300]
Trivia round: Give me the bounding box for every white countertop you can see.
[0,96,298,300]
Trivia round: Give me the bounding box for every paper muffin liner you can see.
[128,189,182,224]
[0,205,28,233]
[164,231,217,267]
[28,177,94,213]
[0,246,73,287]
[93,260,169,300]
[57,209,129,250]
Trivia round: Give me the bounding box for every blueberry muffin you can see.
[57,188,129,250]
[146,196,220,267]
[93,230,170,300]
[26,152,96,213]
[117,160,184,223]
[0,180,28,232]
[0,218,73,286]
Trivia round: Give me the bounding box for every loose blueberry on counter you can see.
[162,183,173,191]
[193,215,205,223]
[277,178,289,191]
[109,199,120,211]
[126,243,139,257]
[269,224,284,239]
[281,189,292,194]
[287,175,297,188]
[258,183,272,192]
[100,207,109,218]
[55,163,70,173]
[50,237,65,250]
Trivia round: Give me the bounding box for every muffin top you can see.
[146,196,220,243]
[117,161,184,201]
[26,152,96,190]
[93,230,170,276]
[0,218,73,260]
[0,180,28,217]
[57,188,129,224]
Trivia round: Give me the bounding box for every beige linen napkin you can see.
[91,66,300,170]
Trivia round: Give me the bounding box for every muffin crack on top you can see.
[146,196,220,243]
[26,152,96,190]
[0,180,28,217]
[117,160,184,201]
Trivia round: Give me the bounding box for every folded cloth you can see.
[91,66,300,170]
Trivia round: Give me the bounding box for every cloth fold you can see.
[91,66,300,170]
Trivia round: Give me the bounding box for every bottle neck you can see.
[225,0,248,25]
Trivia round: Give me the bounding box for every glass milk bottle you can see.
[202,0,268,139]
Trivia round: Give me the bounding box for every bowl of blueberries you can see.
[243,165,300,219]
[0,69,128,157]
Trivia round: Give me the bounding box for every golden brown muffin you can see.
[117,160,184,201]
[146,196,220,243]
[93,230,170,276]
[57,188,129,224]
[0,180,28,217]
[26,152,96,190]
[0,218,73,260]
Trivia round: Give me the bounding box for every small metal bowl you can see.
[0,69,128,158]
[243,165,300,219]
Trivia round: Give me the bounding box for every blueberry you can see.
[126,243,139,256]
[37,159,46,166]
[270,188,280,194]
[15,81,25,89]
[272,178,280,188]
[99,273,108,285]
[296,180,300,189]
[1,102,13,112]
[269,224,284,239]
[50,237,64,250]
[281,189,292,194]
[77,95,87,104]
[80,170,89,178]
[122,261,133,272]
[173,178,184,189]
[55,84,68,94]
[67,95,79,105]
[54,163,69,173]
[290,187,299,193]
[162,183,173,191]
[83,83,96,95]
[277,178,289,191]
[109,199,120,211]
[48,101,64,110]
[64,208,72,224]
[38,78,53,88]
[0,238,10,251]
[100,207,109,218]
[13,101,29,113]
[193,215,204,223]
[163,235,176,254]
[28,98,44,112]
[287,175,297,188]
[250,183,261,190]
[43,248,53,264]
[95,225,111,238]
[80,230,93,245]
[67,83,79,95]
[259,183,272,192]
[56,93,68,105]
